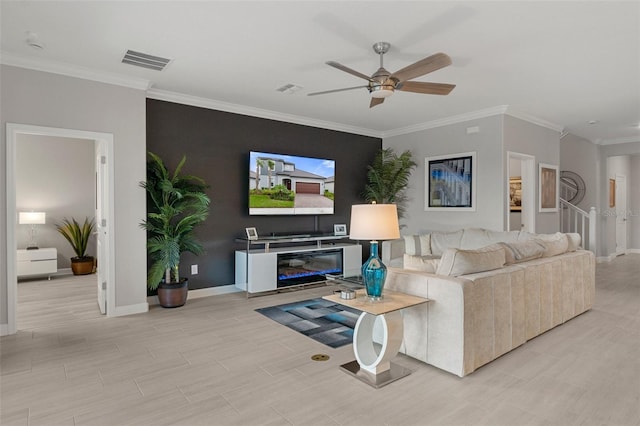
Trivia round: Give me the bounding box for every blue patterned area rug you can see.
[256,298,362,348]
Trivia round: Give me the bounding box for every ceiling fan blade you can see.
[307,85,368,96]
[396,81,456,95]
[390,52,452,83]
[369,97,385,108]
[326,61,374,82]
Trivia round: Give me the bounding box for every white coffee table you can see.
[323,288,429,388]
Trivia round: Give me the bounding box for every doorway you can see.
[507,152,536,233]
[615,174,627,255]
[5,124,115,335]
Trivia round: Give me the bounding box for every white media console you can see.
[235,235,362,294]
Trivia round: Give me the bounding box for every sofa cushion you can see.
[436,244,506,277]
[535,232,569,257]
[403,254,440,273]
[497,240,546,264]
[403,234,431,256]
[566,233,581,251]
[430,230,464,256]
[460,228,524,249]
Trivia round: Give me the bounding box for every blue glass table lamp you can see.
[349,203,400,300]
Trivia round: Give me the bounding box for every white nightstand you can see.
[17,248,57,279]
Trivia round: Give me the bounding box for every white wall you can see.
[16,135,95,268]
[560,134,599,211]
[1,65,147,327]
[503,116,561,234]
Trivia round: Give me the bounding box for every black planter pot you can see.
[157,278,189,308]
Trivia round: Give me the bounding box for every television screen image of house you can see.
[429,156,473,208]
[249,151,335,215]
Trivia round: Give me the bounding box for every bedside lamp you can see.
[19,211,46,250]
[349,203,400,300]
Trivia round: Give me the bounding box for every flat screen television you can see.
[249,150,335,215]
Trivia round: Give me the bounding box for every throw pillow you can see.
[535,232,569,257]
[403,234,431,256]
[430,230,464,256]
[436,244,506,277]
[566,233,581,252]
[403,254,440,273]
[497,240,546,264]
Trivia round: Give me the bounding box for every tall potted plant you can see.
[140,152,210,308]
[363,148,417,220]
[56,217,96,275]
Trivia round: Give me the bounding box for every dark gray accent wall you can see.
[146,99,381,289]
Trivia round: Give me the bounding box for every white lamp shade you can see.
[349,204,400,241]
[19,211,46,225]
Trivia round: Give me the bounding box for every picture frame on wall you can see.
[609,179,616,207]
[538,163,559,212]
[425,152,476,211]
[333,224,347,236]
[509,177,522,212]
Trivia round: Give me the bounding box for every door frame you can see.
[5,123,116,335]
[507,151,536,233]
[615,174,627,255]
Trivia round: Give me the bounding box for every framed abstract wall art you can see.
[425,152,476,211]
[539,163,558,212]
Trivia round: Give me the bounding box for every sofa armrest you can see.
[382,239,405,266]
[384,267,474,377]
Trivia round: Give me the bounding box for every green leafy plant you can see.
[140,152,210,290]
[56,217,96,259]
[363,148,417,219]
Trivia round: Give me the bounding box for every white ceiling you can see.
[1,1,639,143]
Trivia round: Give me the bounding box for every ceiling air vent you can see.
[276,83,303,94]
[122,50,171,71]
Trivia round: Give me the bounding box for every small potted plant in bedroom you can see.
[140,151,210,308]
[56,217,96,275]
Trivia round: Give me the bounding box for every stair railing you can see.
[559,198,596,253]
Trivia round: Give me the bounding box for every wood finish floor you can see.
[1,254,639,426]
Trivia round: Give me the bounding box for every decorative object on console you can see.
[245,227,258,240]
[333,224,347,236]
[539,163,559,212]
[55,217,96,275]
[363,148,416,220]
[425,151,476,211]
[349,203,400,300]
[19,211,46,250]
[140,152,210,308]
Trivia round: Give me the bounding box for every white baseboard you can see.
[597,254,616,263]
[111,302,149,317]
[0,323,9,337]
[626,249,640,254]
[147,284,242,306]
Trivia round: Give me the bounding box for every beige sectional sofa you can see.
[379,228,595,377]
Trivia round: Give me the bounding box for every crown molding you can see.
[381,105,564,138]
[503,107,564,133]
[0,51,152,91]
[595,136,640,146]
[146,88,383,138]
[381,106,510,138]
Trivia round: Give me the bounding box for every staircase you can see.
[559,171,596,252]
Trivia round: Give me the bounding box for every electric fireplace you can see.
[277,249,343,288]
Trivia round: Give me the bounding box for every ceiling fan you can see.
[308,42,456,108]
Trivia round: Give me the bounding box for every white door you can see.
[96,141,108,314]
[615,174,627,255]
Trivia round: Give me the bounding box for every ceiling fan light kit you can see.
[309,41,455,108]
